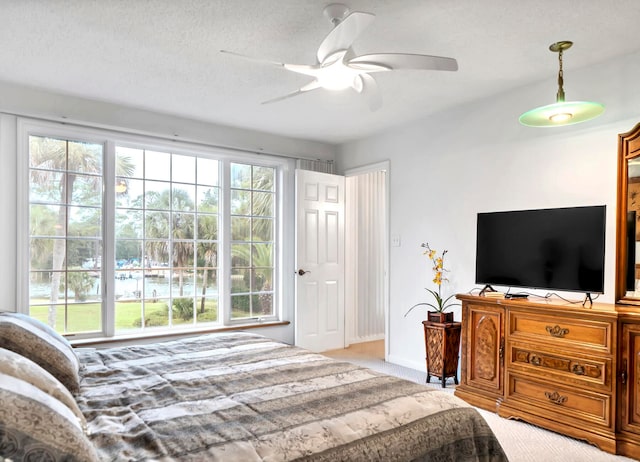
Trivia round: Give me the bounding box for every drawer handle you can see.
[571,364,585,376]
[530,355,542,366]
[546,325,569,338]
[544,391,567,405]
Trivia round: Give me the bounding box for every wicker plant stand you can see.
[422,312,461,388]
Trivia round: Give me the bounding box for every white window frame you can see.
[17,118,292,340]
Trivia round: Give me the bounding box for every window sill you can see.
[69,320,290,348]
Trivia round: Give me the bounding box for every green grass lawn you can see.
[29,299,219,334]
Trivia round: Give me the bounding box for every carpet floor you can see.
[324,345,636,462]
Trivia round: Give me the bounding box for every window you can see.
[23,123,284,339]
[28,136,104,333]
[230,163,275,320]
[113,148,222,332]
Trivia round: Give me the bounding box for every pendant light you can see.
[519,41,604,127]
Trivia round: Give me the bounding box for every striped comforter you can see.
[76,332,507,461]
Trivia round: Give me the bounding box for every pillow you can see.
[0,373,99,461]
[0,347,86,433]
[0,313,80,393]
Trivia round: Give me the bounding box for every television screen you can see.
[475,206,606,294]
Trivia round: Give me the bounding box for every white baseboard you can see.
[386,354,424,372]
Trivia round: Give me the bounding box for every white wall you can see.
[0,83,338,345]
[336,50,640,371]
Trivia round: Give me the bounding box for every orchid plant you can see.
[405,242,458,316]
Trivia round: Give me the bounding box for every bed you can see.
[0,313,508,461]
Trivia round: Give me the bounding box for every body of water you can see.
[30,274,218,301]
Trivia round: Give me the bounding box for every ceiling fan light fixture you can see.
[519,41,604,127]
[317,61,361,91]
[549,112,572,123]
[223,5,457,109]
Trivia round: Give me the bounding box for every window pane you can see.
[29,136,66,170]
[30,204,60,237]
[252,218,273,242]
[68,206,102,237]
[30,171,64,203]
[144,240,170,267]
[172,155,195,184]
[66,239,101,268]
[145,181,171,209]
[231,163,251,188]
[231,217,250,241]
[231,268,249,293]
[254,268,273,292]
[197,215,218,241]
[172,297,196,325]
[70,174,102,206]
[196,296,218,323]
[30,239,57,271]
[145,151,170,181]
[116,178,144,208]
[230,189,250,215]
[252,243,273,268]
[197,186,218,213]
[231,244,250,267]
[197,158,219,186]
[196,268,218,292]
[116,211,143,239]
[252,192,274,217]
[253,166,274,191]
[145,212,170,239]
[172,213,194,239]
[172,185,195,211]
[231,294,251,318]
[116,146,143,178]
[68,141,103,174]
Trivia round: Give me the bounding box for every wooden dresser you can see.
[455,294,633,455]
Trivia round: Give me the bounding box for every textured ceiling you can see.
[1,0,639,144]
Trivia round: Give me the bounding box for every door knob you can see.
[296,269,309,276]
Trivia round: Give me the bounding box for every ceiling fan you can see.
[220,3,458,110]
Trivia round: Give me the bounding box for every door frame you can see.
[344,160,390,360]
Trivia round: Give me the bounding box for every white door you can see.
[295,169,345,352]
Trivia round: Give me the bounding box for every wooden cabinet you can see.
[456,295,620,454]
[455,301,505,411]
[500,305,617,453]
[617,316,640,459]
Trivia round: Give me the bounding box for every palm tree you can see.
[197,215,218,314]
[144,188,195,296]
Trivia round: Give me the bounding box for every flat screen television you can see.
[475,205,606,294]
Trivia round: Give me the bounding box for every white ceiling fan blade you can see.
[261,81,321,105]
[359,74,383,111]
[221,50,321,78]
[317,12,375,63]
[220,49,287,67]
[282,63,322,77]
[348,53,458,72]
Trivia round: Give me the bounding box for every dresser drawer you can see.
[509,342,611,391]
[508,311,613,353]
[505,372,612,429]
